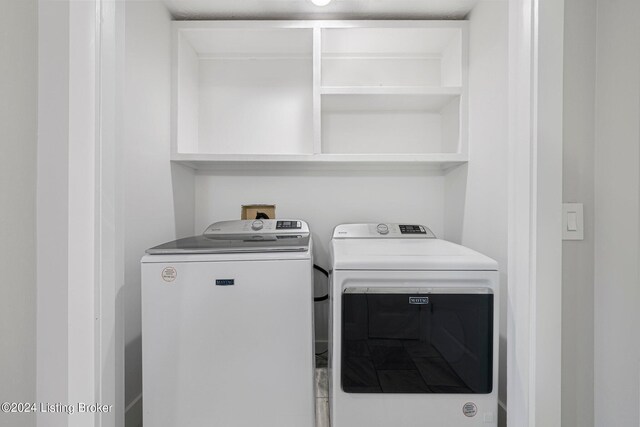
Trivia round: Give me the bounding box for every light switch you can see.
[562,203,584,240]
[567,211,578,231]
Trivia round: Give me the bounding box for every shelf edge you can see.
[171,153,469,171]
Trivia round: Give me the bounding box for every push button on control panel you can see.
[399,224,427,234]
[376,224,389,235]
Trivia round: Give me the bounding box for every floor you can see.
[315,368,330,427]
[315,351,330,427]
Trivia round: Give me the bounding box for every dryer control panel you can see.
[332,223,436,239]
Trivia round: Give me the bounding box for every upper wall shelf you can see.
[162,1,479,21]
[171,21,468,170]
[319,86,462,95]
[172,153,468,171]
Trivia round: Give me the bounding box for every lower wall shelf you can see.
[171,153,468,171]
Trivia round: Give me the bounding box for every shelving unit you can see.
[173,24,314,156]
[171,21,468,169]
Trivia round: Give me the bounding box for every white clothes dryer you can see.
[329,223,498,427]
[142,219,315,427]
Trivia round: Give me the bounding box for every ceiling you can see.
[162,0,481,20]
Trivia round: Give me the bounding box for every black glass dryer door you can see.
[341,289,493,394]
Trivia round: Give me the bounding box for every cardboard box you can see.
[241,204,276,220]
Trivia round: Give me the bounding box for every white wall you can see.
[562,0,596,425]
[533,0,565,424]
[67,1,100,424]
[593,0,640,425]
[35,1,104,426]
[36,1,71,426]
[123,2,194,425]
[0,1,37,426]
[506,0,565,424]
[445,1,509,423]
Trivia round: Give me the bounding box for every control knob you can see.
[377,224,389,235]
[251,220,264,231]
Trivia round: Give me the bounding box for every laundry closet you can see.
[122,1,508,425]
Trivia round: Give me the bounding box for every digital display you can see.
[399,224,426,234]
[276,221,301,230]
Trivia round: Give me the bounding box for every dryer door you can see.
[341,287,493,394]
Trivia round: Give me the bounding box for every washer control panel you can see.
[333,223,436,239]
[204,219,309,240]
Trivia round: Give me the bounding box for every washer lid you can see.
[146,219,310,254]
[331,226,497,271]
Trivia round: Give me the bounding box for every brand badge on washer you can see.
[161,267,177,282]
[462,402,477,417]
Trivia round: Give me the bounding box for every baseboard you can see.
[125,394,143,427]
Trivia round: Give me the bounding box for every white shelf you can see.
[321,26,464,88]
[173,25,314,155]
[321,91,460,112]
[321,27,463,58]
[172,21,468,167]
[171,153,468,170]
[197,53,312,61]
[320,86,462,95]
[321,53,443,60]
[179,26,313,56]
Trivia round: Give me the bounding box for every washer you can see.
[329,223,498,427]
[142,219,315,427]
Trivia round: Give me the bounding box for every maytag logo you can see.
[409,296,429,305]
[216,279,235,286]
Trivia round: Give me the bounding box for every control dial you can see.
[377,224,389,235]
[251,220,264,231]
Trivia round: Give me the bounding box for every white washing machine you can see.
[329,223,499,427]
[142,219,315,427]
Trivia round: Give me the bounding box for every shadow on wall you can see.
[313,262,330,345]
[124,333,142,425]
[171,162,196,238]
[498,335,507,427]
[444,163,468,244]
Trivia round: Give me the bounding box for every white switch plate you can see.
[562,203,584,240]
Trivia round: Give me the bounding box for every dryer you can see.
[142,219,315,427]
[329,223,498,427]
